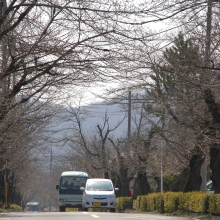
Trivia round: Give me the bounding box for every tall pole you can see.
[160,144,163,193]
[200,0,213,192]
[128,91,131,140]
[49,147,52,211]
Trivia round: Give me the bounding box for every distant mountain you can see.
[60,101,128,136]
[45,101,129,158]
[38,96,153,170]
[79,102,129,137]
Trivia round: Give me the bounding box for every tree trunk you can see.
[184,146,204,192]
[119,168,129,197]
[209,145,220,193]
[0,175,4,203]
[172,167,189,192]
[133,171,150,199]
[104,171,109,179]
[203,88,220,193]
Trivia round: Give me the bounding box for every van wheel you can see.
[110,208,115,212]
[59,206,65,212]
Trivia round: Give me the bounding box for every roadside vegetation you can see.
[0,0,220,212]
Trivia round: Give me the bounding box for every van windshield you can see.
[60,176,87,194]
[86,181,113,191]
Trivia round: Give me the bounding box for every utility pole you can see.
[128,91,131,140]
[160,142,164,193]
[200,0,213,192]
[49,147,52,211]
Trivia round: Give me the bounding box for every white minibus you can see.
[56,171,88,212]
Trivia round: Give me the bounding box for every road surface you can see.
[0,211,196,220]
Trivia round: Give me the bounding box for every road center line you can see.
[91,214,99,218]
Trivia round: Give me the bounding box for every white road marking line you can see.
[121,217,151,219]
[122,217,146,219]
[82,212,99,218]
[91,214,99,218]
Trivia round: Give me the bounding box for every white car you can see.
[81,178,119,212]
[206,180,214,193]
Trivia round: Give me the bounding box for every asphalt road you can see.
[0,211,196,220]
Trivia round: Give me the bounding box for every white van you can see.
[56,171,88,212]
[81,178,119,212]
[206,180,214,193]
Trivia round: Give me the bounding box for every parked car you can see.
[206,180,214,193]
[80,178,119,212]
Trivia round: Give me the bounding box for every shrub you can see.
[155,193,164,213]
[145,193,157,211]
[116,197,133,211]
[179,192,209,213]
[164,192,183,213]
[9,204,23,212]
[163,174,179,192]
[133,196,141,210]
[209,194,220,215]
[139,196,147,211]
[118,191,216,215]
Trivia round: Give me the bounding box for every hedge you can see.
[116,197,133,211]
[116,191,220,215]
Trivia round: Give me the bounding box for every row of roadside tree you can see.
[0,0,220,209]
